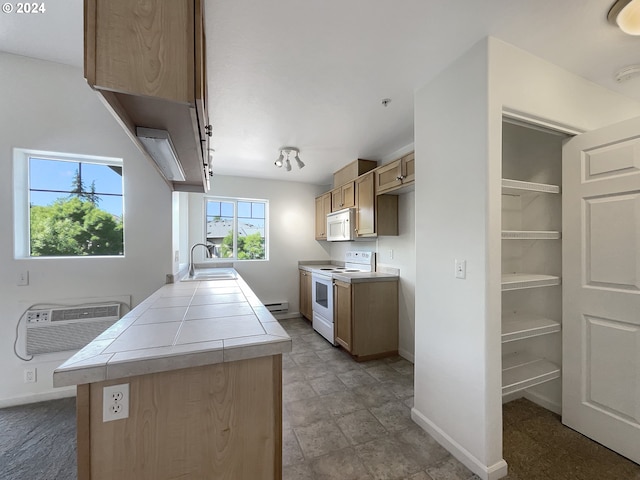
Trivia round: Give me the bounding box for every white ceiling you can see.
[1,0,639,185]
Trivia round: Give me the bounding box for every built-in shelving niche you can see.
[501,119,569,404]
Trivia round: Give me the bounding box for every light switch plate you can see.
[455,259,466,279]
[17,270,29,286]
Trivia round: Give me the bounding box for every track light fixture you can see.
[275,147,304,171]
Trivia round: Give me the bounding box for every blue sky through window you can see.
[29,157,123,217]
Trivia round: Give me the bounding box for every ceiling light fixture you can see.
[274,152,284,167]
[608,0,640,35]
[294,152,305,169]
[136,127,186,181]
[275,147,304,171]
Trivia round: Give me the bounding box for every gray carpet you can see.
[0,397,76,480]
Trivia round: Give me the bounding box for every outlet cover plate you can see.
[103,383,129,422]
[24,367,36,383]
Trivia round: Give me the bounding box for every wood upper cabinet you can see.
[331,182,355,211]
[299,269,312,321]
[375,159,403,194]
[376,152,415,195]
[402,152,415,184]
[333,279,399,361]
[84,0,209,192]
[356,171,398,237]
[355,172,376,236]
[334,280,353,351]
[315,192,332,240]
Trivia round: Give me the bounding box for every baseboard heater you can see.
[264,302,289,314]
[25,304,120,355]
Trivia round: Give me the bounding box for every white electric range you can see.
[310,251,375,345]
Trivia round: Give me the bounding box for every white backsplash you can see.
[329,240,377,265]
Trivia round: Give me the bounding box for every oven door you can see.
[311,273,333,321]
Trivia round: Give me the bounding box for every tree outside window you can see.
[28,157,124,256]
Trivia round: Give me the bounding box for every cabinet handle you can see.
[396,175,406,181]
[205,124,213,137]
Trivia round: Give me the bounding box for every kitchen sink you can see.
[181,268,237,282]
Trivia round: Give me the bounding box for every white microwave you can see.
[326,208,356,242]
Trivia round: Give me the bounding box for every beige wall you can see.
[0,53,173,406]
[412,37,640,480]
[185,175,331,314]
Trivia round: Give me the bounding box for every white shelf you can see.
[502,230,561,240]
[502,178,560,196]
[502,352,560,396]
[501,273,561,291]
[502,315,561,343]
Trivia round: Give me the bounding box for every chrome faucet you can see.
[189,243,211,277]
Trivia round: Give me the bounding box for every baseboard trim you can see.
[523,390,561,415]
[274,312,305,320]
[0,387,76,408]
[411,407,508,480]
[398,348,414,363]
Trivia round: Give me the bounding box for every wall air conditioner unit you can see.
[264,302,289,314]
[25,304,120,355]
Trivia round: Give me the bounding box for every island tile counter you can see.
[55,270,290,480]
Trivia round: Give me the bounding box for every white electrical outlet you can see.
[455,259,467,279]
[24,367,36,383]
[103,383,129,422]
[388,249,394,260]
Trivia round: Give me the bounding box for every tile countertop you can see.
[53,270,291,387]
[298,262,399,284]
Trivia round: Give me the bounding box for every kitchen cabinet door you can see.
[375,159,403,194]
[342,182,356,208]
[402,152,415,184]
[335,279,399,360]
[87,0,195,102]
[355,172,375,236]
[299,270,312,321]
[331,182,355,211]
[375,153,415,195]
[315,193,331,240]
[356,172,398,237]
[334,280,352,352]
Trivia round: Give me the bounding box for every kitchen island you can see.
[54,271,291,480]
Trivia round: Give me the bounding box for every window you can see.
[14,149,124,258]
[205,197,268,260]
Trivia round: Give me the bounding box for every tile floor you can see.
[279,316,480,480]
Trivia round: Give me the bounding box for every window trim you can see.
[13,148,125,259]
[203,196,269,262]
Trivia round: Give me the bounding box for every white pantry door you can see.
[563,115,640,464]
